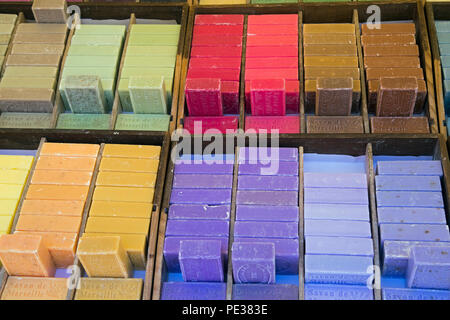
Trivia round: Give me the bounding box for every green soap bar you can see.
[0,77,56,90]
[71,34,124,46]
[68,45,121,56]
[0,34,11,45]
[4,66,58,78]
[124,55,176,68]
[75,25,126,36]
[0,112,52,129]
[115,114,170,131]
[121,67,174,80]
[64,75,107,114]
[251,0,297,2]
[128,34,179,46]
[129,76,167,114]
[130,24,180,35]
[64,55,120,68]
[0,14,17,25]
[62,66,117,79]
[0,44,7,55]
[125,46,178,57]
[0,24,14,35]
[56,113,111,130]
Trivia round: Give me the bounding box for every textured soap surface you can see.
[232,284,299,300]
[376,191,444,208]
[377,207,446,225]
[382,287,450,300]
[379,224,450,244]
[232,242,276,284]
[1,277,67,300]
[304,283,374,300]
[74,278,143,300]
[161,282,226,300]
[377,161,443,176]
[170,188,232,205]
[375,175,441,191]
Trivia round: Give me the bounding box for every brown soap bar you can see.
[0,88,54,113]
[363,45,419,57]
[6,54,61,67]
[364,56,420,69]
[13,32,66,44]
[304,56,358,68]
[370,116,429,133]
[366,67,424,81]
[304,44,357,56]
[11,43,65,55]
[305,67,360,80]
[361,23,416,35]
[307,116,364,133]
[361,34,416,46]
[304,34,356,45]
[32,0,68,24]
[316,77,353,116]
[16,23,67,34]
[304,24,355,34]
[376,77,418,117]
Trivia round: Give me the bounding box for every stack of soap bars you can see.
[161,154,234,300]
[375,160,450,299]
[232,147,299,300]
[184,14,243,134]
[435,20,450,135]
[117,24,180,131]
[0,14,16,67]
[303,23,363,134]
[303,154,374,300]
[58,25,126,129]
[361,23,429,133]
[244,14,300,134]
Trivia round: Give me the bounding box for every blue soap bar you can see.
[232,284,299,300]
[380,224,450,245]
[236,190,298,206]
[376,160,443,176]
[165,220,229,237]
[238,147,298,162]
[232,242,276,284]
[443,67,450,80]
[238,175,299,191]
[305,236,374,257]
[0,149,36,156]
[304,220,372,238]
[406,245,450,290]
[304,172,367,189]
[375,175,441,192]
[304,283,373,300]
[168,204,230,220]
[444,80,450,108]
[170,188,232,205]
[440,43,450,55]
[236,205,299,222]
[435,21,450,33]
[378,207,447,225]
[234,237,299,274]
[438,32,450,44]
[304,188,368,205]
[382,287,450,300]
[172,174,233,189]
[161,282,227,300]
[234,221,298,239]
[376,191,444,208]
[305,254,373,285]
[174,162,234,175]
[304,203,369,221]
[238,161,298,176]
[441,55,450,68]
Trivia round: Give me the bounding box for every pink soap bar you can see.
[185,78,223,116]
[246,57,298,69]
[191,46,243,58]
[250,79,286,116]
[286,80,300,113]
[221,81,240,114]
[246,35,298,47]
[245,68,298,81]
[187,68,240,81]
[192,34,242,47]
[246,46,298,58]
[184,116,239,134]
[248,15,298,26]
[247,24,298,35]
[195,14,244,26]
[245,116,300,134]
[194,25,243,35]
[190,57,241,70]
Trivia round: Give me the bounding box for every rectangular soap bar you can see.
[190,57,241,70]
[377,161,443,176]
[305,188,368,205]
[13,32,66,44]
[0,155,34,170]
[236,190,298,206]
[15,215,81,233]
[84,217,150,236]
[377,207,446,225]
[361,34,416,46]
[364,57,420,68]
[0,170,29,184]
[246,35,298,47]
[246,46,298,58]
[170,188,231,205]
[174,162,234,175]
[247,14,298,25]
[370,117,430,134]
[168,204,230,220]
[192,34,242,47]
[6,54,61,67]
[304,44,357,56]
[232,284,298,300]
[245,116,300,134]
[0,88,54,113]
[26,184,89,201]
[31,170,93,186]
[306,236,374,257]
[0,184,24,200]
[304,283,373,300]
[232,242,275,284]
[20,199,84,217]
[304,56,358,68]
[96,172,156,188]
[237,176,298,191]
[375,175,441,191]
[191,45,242,58]
[380,224,450,244]
[304,67,360,80]
[363,45,419,57]
[304,203,369,221]
[376,77,417,117]
[304,172,367,189]
[382,287,450,300]
[1,277,67,300]
[195,14,244,26]
[103,144,160,160]
[238,162,298,176]
[36,155,96,171]
[376,191,444,208]
[165,220,229,237]
[74,278,142,300]
[234,221,298,239]
[361,23,415,35]
[173,174,233,189]
[89,201,152,219]
[305,220,371,238]
[239,147,298,163]
[0,199,19,216]
[93,186,154,203]
[366,67,423,80]
[247,24,298,35]
[250,79,286,116]
[236,205,298,222]
[180,240,224,282]
[183,116,239,134]
[99,158,159,173]
[161,282,226,300]
[303,34,356,45]
[304,23,354,34]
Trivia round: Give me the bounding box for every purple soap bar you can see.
[168,204,230,220]
[170,188,232,205]
[236,190,298,206]
[234,237,299,274]
[238,161,298,176]
[164,236,229,272]
[304,188,368,205]
[234,221,298,239]
[0,149,36,156]
[238,175,299,191]
[173,174,233,189]
[179,240,224,282]
[304,173,367,189]
[174,162,234,175]
[382,287,450,300]
[380,224,450,245]
[232,242,276,284]
[304,203,370,221]
[377,160,443,176]
[161,282,227,300]
[378,207,447,225]
[232,284,299,300]
[406,245,450,290]
[306,236,374,257]
[236,205,298,222]
[375,175,441,192]
[304,283,374,300]
[238,147,298,162]
[304,220,372,238]
[166,220,230,237]
[376,191,444,208]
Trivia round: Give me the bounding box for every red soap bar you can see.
[250,79,286,116]
[194,25,243,35]
[221,81,240,114]
[246,57,298,69]
[245,116,300,134]
[192,34,242,47]
[195,14,244,26]
[190,57,242,70]
[286,80,300,114]
[247,24,298,35]
[246,35,298,47]
[187,68,240,81]
[246,46,298,58]
[191,46,243,58]
[245,68,298,81]
[185,78,223,116]
[184,116,239,134]
[248,14,298,26]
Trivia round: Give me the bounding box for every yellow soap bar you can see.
[89,201,152,219]
[0,215,14,233]
[0,156,33,170]
[103,144,161,159]
[0,184,24,200]
[93,186,154,203]
[84,217,150,236]
[99,158,159,173]
[96,171,156,188]
[31,170,93,186]
[77,236,132,278]
[0,199,20,216]
[15,215,82,233]
[35,156,96,172]
[0,170,29,184]
[74,278,143,300]
[26,184,90,201]
[40,142,100,158]
[1,277,68,300]
[20,200,84,216]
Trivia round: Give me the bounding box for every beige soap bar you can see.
[0,77,56,90]
[35,156,96,171]
[15,214,82,233]
[99,158,159,173]
[26,184,89,201]
[13,32,66,44]
[11,43,65,55]
[74,278,143,300]
[93,186,154,203]
[84,217,150,236]
[96,171,156,188]
[31,170,93,185]
[103,144,161,159]
[16,23,67,34]
[1,277,68,300]
[4,66,58,78]
[21,199,84,216]
[89,201,152,219]
[6,54,62,67]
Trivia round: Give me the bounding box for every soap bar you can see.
[15,215,82,233]
[370,117,430,134]
[161,282,226,300]
[185,78,223,116]
[376,191,444,208]
[173,174,233,189]
[180,240,224,282]
[376,77,418,117]
[20,200,84,217]
[0,170,29,185]
[0,199,19,216]
[250,79,286,116]
[377,207,446,225]
[170,188,231,205]
[103,144,160,159]
[366,67,423,81]
[303,34,356,45]
[11,43,64,56]
[96,172,156,188]
[363,45,419,57]
[247,24,297,35]
[0,112,52,129]
[192,34,242,47]
[305,67,360,80]
[68,44,120,57]
[89,201,152,219]
[168,204,230,220]
[65,75,107,114]
[375,175,441,192]
[191,46,242,58]
[75,278,143,300]
[195,14,244,25]
[364,57,420,69]
[361,34,416,46]
[382,287,450,300]
[305,219,371,238]
[183,116,239,134]
[246,46,297,58]
[165,220,229,237]
[306,236,374,257]
[99,158,159,173]
[304,172,366,189]
[221,81,239,114]
[190,57,241,70]
[84,217,150,235]
[304,44,357,56]
[6,54,61,67]
[16,23,67,34]
[1,277,67,300]
[238,162,298,176]
[239,147,298,163]
[233,284,298,300]
[304,23,354,34]
[32,0,67,24]
[31,170,93,186]
[13,32,66,44]
[70,34,122,46]
[237,176,299,191]
[56,113,111,130]
[379,224,450,244]
[304,203,369,221]
[245,68,298,81]
[26,184,89,201]
[75,24,126,36]
[0,88,54,113]
[236,190,298,206]
[377,161,443,176]
[315,77,353,116]
[245,116,300,134]
[305,283,373,300]
[0,184,24,200]
[232,242,275,284]
[304,188,368,205]
[305,56,358,68]
[246,35,297,47]
[174,162,234,175]
[65,55,119,68]
[234,221,298,239]
[129,76,167,114]
[248,14,297,25]
[361,23,415,35]
[307,116,364,133]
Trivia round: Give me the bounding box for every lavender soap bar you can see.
[376,191,444,208]
[236,190,298,206]
[306,236,374,257]
[166,220,229,237]
[238,175,299,191]
[234,221,299,239]
[377,207,447,225]
[232,242,276,284]
[172,174,233,189]
[161,282,226,300]
[238,161,298,176]
[380,224,450,244]
[232,284,299,300]
[174,162,234,175]
[304,188,368,205]
[304,172,367,189]
[304,203,369,221]
[304,220,372,238]
[239,147,298,162]
[304,283,373,300]
[168,204,231,220]
[236,205,299,222]
[170,189,232,205]
[377,161,443,176]
[375,175,441,192]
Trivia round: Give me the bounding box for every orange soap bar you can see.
[96,171,157,188]
[40,142,100,158]
[1,277,68,300]
[103,144,161,159]
[84,217,150,235]
[35,156,96,172]
[20,199,84,216]
[77,236,132,278]
[26,184,89,201]
[89,201,152,219]
[15,215,82,233]
[99,158,159,173]
[93,186,154,203]
[31,170,93,186]
[0,234,55,277]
